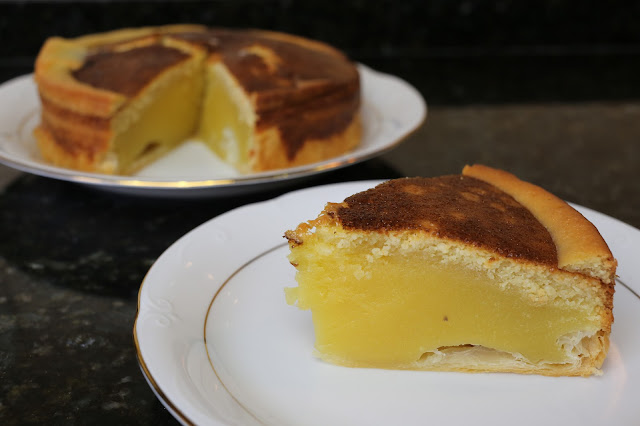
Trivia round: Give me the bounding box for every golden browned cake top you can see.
[71,27,358,99]
[72,45,190,97]
[175,28,358,92]
[333,175,558,265]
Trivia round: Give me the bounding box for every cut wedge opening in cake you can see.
[285,165,616,377]
[198,62,255,173]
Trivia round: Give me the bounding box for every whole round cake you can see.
[33,24,361,174]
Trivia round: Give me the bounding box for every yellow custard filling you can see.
[199,63,255,172]
[286,228,601,369]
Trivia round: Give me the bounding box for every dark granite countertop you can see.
[1,1,640,425]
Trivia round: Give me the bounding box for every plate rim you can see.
[134,180,640,426]
[0,65,427,193]
[134,181,384,425]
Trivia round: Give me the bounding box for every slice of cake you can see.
[33,25,361,175]
[285,165,617,377]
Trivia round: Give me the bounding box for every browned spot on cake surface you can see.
[73,45,189,97]
[337,176,558,265]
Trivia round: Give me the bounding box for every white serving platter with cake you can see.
[134,180,640,426]
[0,63,425,197]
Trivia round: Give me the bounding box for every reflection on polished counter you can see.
[1,1,640,424]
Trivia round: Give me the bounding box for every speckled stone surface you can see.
[1,1,640,424]
[0,257,158,423]
[0,159,400,425]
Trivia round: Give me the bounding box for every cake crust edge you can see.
[462,164,617,285]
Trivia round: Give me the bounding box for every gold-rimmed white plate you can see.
[134,181,640,426]
[0,66,426,197]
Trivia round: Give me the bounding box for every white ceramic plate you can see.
[134,180,640,426]
[0,66,425,197]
